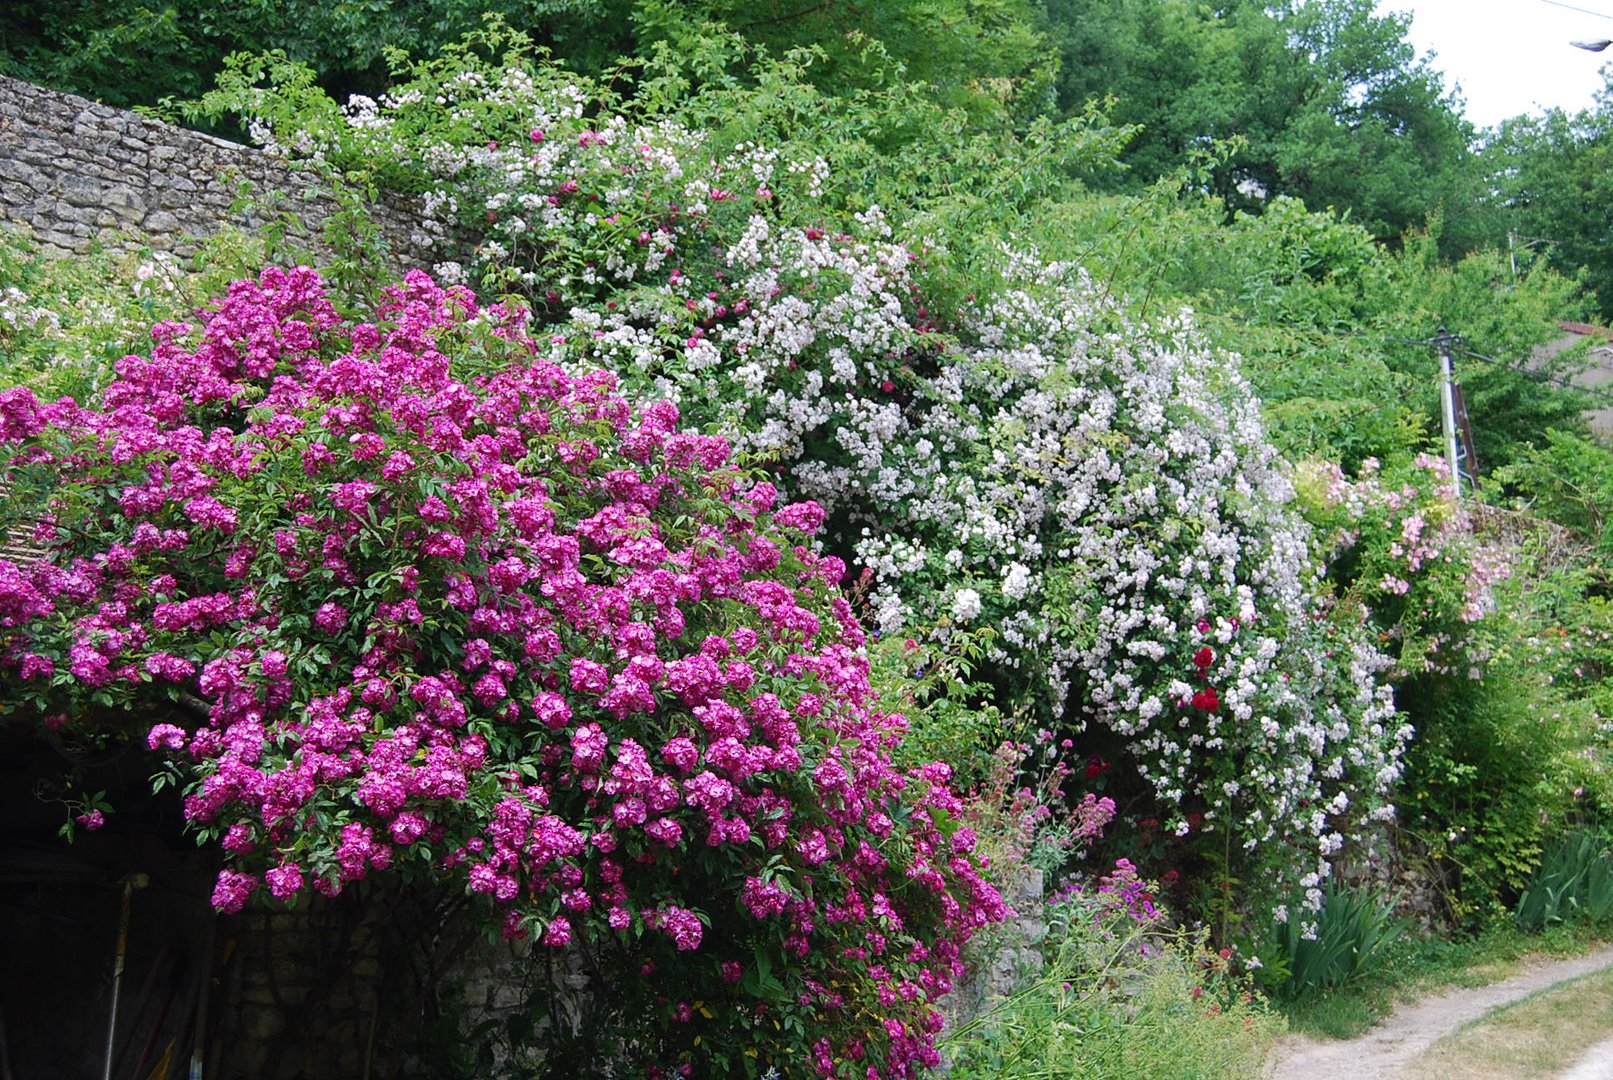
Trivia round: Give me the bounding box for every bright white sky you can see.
[1378,0,1613,127]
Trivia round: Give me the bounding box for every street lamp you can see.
[1571,38,1613,50]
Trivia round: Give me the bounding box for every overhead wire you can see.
[1539,0,1613,22]
[1243,324,1609,456]
[1452,342,1613,408]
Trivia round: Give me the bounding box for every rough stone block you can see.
[59,179,103,208]
[241,1006,286,1042]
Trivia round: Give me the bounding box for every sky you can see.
[1379,0,1613,127]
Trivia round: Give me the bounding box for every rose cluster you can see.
[1292,453,1513,677]
[0,267,1004,1077]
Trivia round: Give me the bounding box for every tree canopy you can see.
[1044,0,1480,247]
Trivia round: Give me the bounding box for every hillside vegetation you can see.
[5,3,1613,1077]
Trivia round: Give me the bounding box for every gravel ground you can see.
[1559,1034,1613,1080]
[1264,945,1613,1080]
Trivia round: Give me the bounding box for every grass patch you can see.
[946,948,1285,1080]
[1400,966,1613,1079]
[945,894,1285,1080]
[1280,922,1608,1040]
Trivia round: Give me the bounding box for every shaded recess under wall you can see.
[0,724,217,1080]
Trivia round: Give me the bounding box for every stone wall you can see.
[0,75,447,269]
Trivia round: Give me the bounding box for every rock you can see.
[0,73,453,271]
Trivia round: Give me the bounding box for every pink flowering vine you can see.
[0,267,1004,1078]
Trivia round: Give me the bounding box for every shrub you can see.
[198,42,1409,902]
[0,227,199,399]
[0,266,1005,1077]
[1294,453,1613,924]
[0,220,312,400]
[1290,452,1513,678]
[1516,829,1613,931]
[1259,879,1406,1001]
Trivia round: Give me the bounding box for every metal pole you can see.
[103,873,148,1080]
[1436,327,1462,501]
[188,907,217,1080]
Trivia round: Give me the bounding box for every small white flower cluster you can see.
[951,588,983,622]
[0,286,59,334]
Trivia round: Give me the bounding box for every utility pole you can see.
[1435,326,1463,501]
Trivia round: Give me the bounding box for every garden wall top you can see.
[0,75,444,267]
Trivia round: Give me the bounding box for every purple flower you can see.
[652,905,704,951]
[570,723,608,773]
[147,723,188,751]
[314,601,347,633]
[18,653,54,679]
[570,658,609,694]
[211,870,258,913]
[532,691,572,730]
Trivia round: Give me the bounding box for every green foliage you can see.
[1500,429,1613,558]
[1028,171,1585,472]
[872,628,1006,786]
[4,0,1054,137]
[0,193,401,403]
[1289,446,1613,931]
[0,1,633,119]
[0,225,268,399]
[1042,0,1480,249]
[943,891,1282,1079]
[1368,235,1591,475]
[1262,880,1406,1001]
[192,19,1130,250]
[1532,588,1613,731]
[634,0,1055,124]
[1516,829,1613,932]
[1483,96,1613,321]
[1397,648,1605,926]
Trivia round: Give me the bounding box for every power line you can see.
[1257,329,1610,462]
[1453,344,1613,407]
[1540,0,1613,22]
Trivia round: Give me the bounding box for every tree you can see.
[2,0,1051,133]
[633,0,1055,123]
[1041,0,1481,248]
[1483,97,1613,321]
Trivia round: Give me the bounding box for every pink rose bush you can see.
[1291,453,1514,676]
[0,267,1005,1077]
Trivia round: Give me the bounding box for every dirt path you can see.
[1560,1035,1613,1080]
[1265,945,1613,1080]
